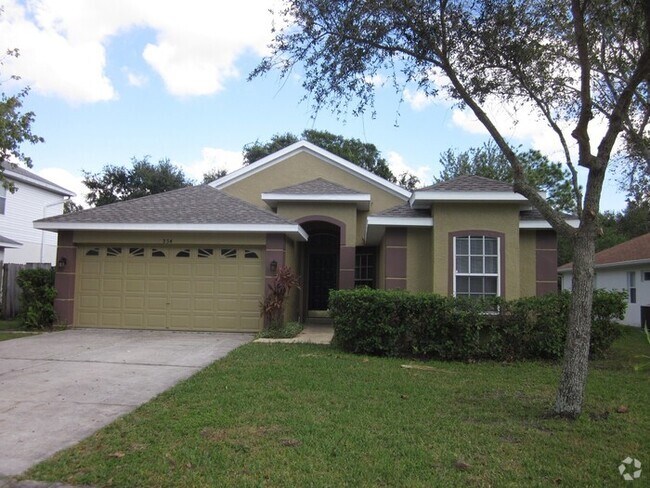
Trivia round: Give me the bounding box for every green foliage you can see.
[0,48,44,190]
[201,168,227,183]
[82,156,193,207]
[256,321,303,339]
[437,141,577,213]
[243,129,418,188]
[259,266,300,329]
[329,289,624,361]
[16,268,57,330]
[63,199,83,214]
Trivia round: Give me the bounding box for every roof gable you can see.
[269,178,363,195]
[211,141,410,200]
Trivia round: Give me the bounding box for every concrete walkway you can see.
[254,324,334,345]
[0,329,252,477]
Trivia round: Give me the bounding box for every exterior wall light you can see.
[270,260,278,273]
[57,257,67,270]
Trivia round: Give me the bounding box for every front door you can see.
[308,253,338,310]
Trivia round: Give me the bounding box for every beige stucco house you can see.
[35,141,572,332]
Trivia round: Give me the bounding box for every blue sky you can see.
[1,0,627,211]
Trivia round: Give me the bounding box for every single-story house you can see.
[35,141,576,332]
[559,233,650,327]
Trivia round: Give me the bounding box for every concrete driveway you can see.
[0,328,252,476]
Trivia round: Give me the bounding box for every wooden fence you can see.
[0,262,52,319]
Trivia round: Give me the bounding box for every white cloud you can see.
[449,97,613,164]
[36,167,87,206]
[124,69,147,87]
[180,147,244,182]
[0,0,281,102]
[387,151,433,186]
[403,88,434,112]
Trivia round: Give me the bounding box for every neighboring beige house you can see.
[35,141,576,332]
[559,233,650,327]
[1,162,74,265]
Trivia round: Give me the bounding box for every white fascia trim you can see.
[5,169,75,197]
[519,219,580,229]
[410,191,528,206]
[33,222,309,241]
[212,141,411,200]
[367,216,433,227]
[261,192,372,209]
[559,258,650,273]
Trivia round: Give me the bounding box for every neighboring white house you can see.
[0,162,75,265]
[558,233,650,327]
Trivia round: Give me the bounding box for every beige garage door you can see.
[75,246,264,331]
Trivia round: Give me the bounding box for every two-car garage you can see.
[75,245,265,332]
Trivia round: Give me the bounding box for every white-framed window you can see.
[642,271,650,282]
[627,271,637,304]
[454,235,500,299]
[0,185,6,215]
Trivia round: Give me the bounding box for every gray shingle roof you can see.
[419,175,514,192]
[36,185,296,226]
[1,162,74,196]
[373,204,431,218]
[269,178,363,195]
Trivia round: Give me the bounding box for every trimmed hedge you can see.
[329,288,625,361]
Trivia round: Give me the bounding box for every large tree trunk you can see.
[554,231,596,418]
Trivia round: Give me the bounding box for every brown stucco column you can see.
[536,230,558,295]
[339,245,355,289]
[385,228,407,289]
[265,233,286,293]
[54,231,76,325]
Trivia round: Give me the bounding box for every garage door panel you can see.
[79,295,99,308]
[124,296,145,309]
[126,263,146,275]
[81,262,101,274]
[193,264,216,276]
[194,281,215,294]
[125,279,145,292]
[194,298,214,311]
[171,280,191,293]
[123,314,145,327]
[148,263,169,276]
[78,312,99,325]
[147,280,168,293]
[79,278,100,292]
[103,262,124,275]
[100,313,121,326]
[102,279,123,292]
[75,246,263,331]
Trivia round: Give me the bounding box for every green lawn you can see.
[25,328,649,487]
[0,319,39,341]
[0,318,22,331]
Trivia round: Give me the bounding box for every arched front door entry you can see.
[302,222,340,312]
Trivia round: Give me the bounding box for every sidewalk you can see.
[254,324,333,345]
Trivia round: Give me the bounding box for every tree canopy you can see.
[437,142,576,213]
[243,129,420,190]
[82,156,193,207]
[252,0,650,417]
[0,48,43,191]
